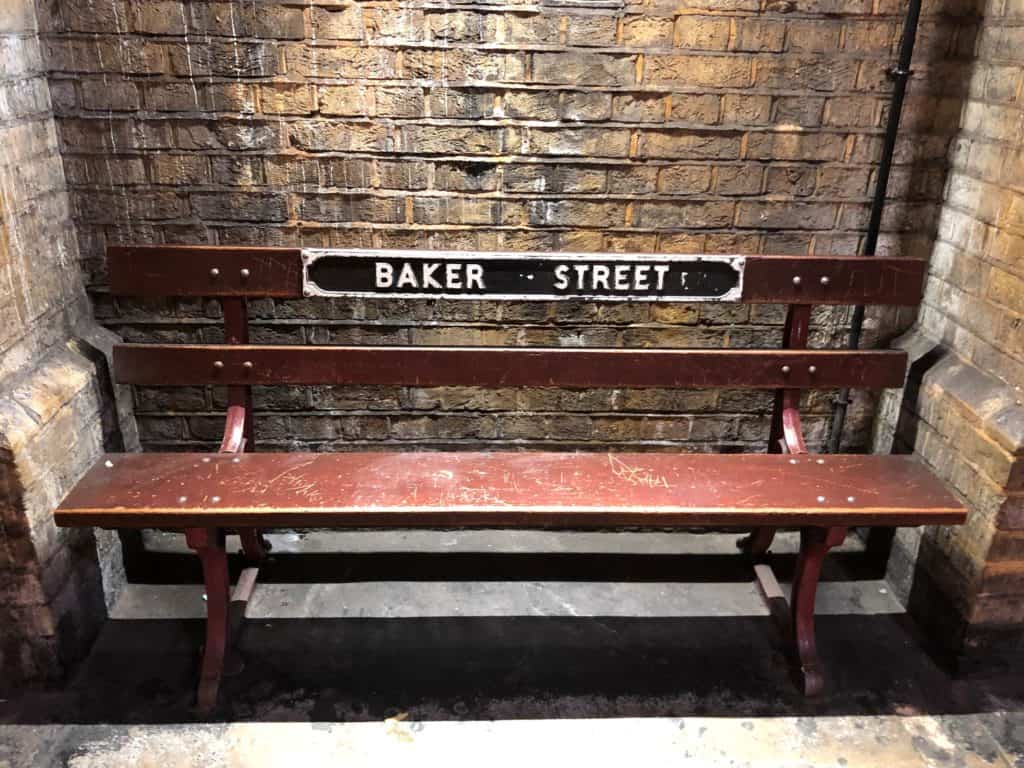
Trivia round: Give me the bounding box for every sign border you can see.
[301,249,746,302]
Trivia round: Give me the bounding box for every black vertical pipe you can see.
[827,0,923,454]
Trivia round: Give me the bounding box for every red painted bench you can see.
[56,245,965,712]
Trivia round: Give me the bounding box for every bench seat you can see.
[57,452,964,529]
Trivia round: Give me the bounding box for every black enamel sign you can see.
[302,249,745,302]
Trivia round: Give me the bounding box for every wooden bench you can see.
[55,245,966,713]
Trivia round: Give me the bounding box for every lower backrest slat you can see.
[114,344,908,389]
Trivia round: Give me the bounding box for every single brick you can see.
[715,165,763,195]
[533,52,636,86]
[529,127,631,157]
[608,166,659,194]
[300,194,405,223]
[290,121,388,152]
[734,20,786,52]
[623,17,675,47]
[261,84,315,116]
[673,16,731,50]
[375,87,424,118]
[735,201,837,230]
[430,88,493,118]
[613,94,666,123]
[636,131,742,160]
[312,6,364,40]
[755,56,857,92]
[722,94,772,124]
[633,200,734,229]
[192,192,288,222]
[504,90,560,120]
[211,156,264,186]
[566,15,618,46]
[189,3,306,40]
[669,94,720,123]
[130,1,186,35]
[506,165,607,193]
[318,85,369,117]
[404,49,525,82]
[285,46,396,80]
[562,91,612,121]
[80,79,139,111]
[427,11,482,42]
[150,155,209,185]
[745,131,846,161]
[765,166,816,196]
[400,125,508,155]
[773,96,825,126]
[786,21,843,52]
[378,160,430,190]
[645,55,750,88]
[435,161,499,192]
[657,165,713,194]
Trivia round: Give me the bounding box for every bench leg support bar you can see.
[186,527,230,715]
[791,525,847,696]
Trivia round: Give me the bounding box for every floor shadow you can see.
[127,549,884,584]
[4,609,1020,726]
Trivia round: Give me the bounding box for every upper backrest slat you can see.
[107,246,927,305]
[114,344,909,389]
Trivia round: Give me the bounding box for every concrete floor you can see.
[2,531,1023,767]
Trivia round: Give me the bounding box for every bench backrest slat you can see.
[113,344,908,389]
[107,246,927,306]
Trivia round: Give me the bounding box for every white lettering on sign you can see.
[375,261,486,290]
[553,263,671,292]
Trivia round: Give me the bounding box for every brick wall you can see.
[0,0,133,686]
[39,0,977,453]
[874,0,1024,652]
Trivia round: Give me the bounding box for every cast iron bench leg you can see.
[792,525,847,696]
[239,529,271,562]
[738,526,776,557]
[186,526,230,714]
